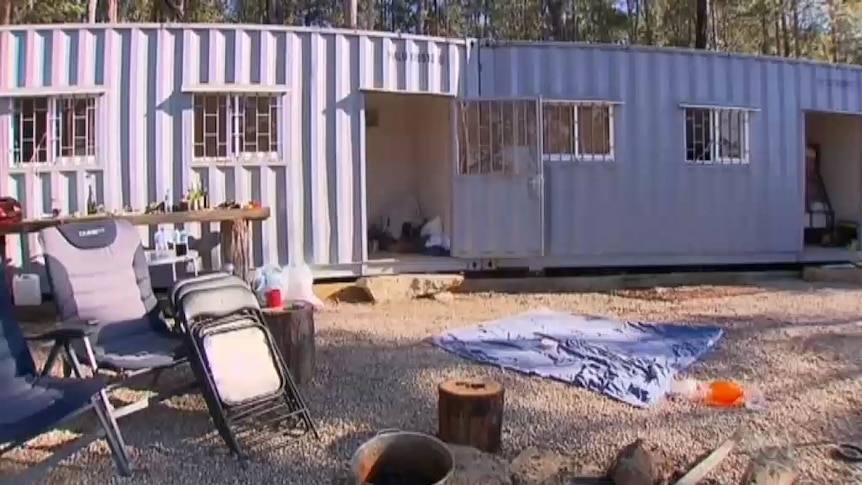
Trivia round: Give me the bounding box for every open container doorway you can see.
[801,111,862,263]
[362,90,466,274]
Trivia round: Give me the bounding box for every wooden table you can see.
[0,207,270,282]
[261,305,316,386]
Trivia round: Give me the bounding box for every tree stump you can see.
[262,305,316,386]
[437,379,504,453]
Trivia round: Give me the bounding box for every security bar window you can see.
[685,107,750,165]
[542,102,614,162]
[10,96,97,166]
[457,99,538,176]
[193,93,280,162]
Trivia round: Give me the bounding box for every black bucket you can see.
[350,429,455,485]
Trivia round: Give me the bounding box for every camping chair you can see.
[37,219,197,422]
[0,265,131,483]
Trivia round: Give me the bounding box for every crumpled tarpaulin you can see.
[428,309,723,408]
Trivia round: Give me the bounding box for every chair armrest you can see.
[26,318,99,342]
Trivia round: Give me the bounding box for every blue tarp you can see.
[429,309,723,408]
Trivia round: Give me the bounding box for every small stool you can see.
[437,378,505,453]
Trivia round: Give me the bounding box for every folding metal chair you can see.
[174,277,319,459]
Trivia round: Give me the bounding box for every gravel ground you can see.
[3,278,862,484]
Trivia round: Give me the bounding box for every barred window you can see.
[542,102,614,162]
[457,99,538,176]
[685,108,750,165]
[193,94,281,162]
[10,96,97,166]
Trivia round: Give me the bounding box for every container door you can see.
[451,98,544,259]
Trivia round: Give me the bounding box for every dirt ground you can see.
[2,278,861,484]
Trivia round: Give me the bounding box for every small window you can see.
[542,102,614,162]
[685,107,750,165]
[192,93,281,163]
[458,99,538,176]
[10,96,97,166]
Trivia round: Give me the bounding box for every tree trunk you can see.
[0,0,12,25]
[760,3,770,55]
[694,0,708,49]
[107,0,118,22]
[791,0,800,57]
[343,0,357,28]
[88,0,98,23]
[643,0,653,45]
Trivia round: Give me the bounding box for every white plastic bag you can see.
[251,265,283,305]
[280,263,324,309]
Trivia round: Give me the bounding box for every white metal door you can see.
[451,98,544,259]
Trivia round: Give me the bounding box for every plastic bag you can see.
[670,378,766,410]
[280,263,324,309]
[251,265,283,305]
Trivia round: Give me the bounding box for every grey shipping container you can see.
[1,25,861,281]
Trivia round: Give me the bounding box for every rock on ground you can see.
[356,274,464,303]
[448,444,512,485]
[510,447,573,485]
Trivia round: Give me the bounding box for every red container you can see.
[265,288,283,309]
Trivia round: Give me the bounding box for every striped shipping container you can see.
[0,24,475,282]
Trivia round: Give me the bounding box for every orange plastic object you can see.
[703,380,745,407]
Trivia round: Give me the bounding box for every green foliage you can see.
[4,0,862,65]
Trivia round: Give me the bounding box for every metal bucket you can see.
[350,429,455,485]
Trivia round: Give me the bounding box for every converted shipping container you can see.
[3,25,862,282]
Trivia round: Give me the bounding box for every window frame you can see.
[682,105,753,166]
[7,94,100,168]
[540,100,616,163]
[457,98,540,177]
[190,90,285,165]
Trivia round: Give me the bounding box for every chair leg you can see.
[40,342,62,377]
[150,369,163,387]
[62,357,73,377]
[92,393,132,477]
[63,344,87,378]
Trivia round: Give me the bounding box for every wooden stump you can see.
[219,219,251,283]
[262,305,316,386]
[437,379,504,453]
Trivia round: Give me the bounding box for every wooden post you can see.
[220,219,251,283]
[262,305,316,386]
[437,379,504,453]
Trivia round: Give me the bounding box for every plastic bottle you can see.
[670,378,766,410]
[153,228,166,259]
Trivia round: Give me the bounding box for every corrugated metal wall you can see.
[0,24,474,277]
[477,42,862,262]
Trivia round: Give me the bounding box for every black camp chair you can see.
[0,264,131,483]
[36,219,197,422]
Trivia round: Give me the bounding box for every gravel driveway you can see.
[2,278,861,484]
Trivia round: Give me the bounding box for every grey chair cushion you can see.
[38,219,180,370]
